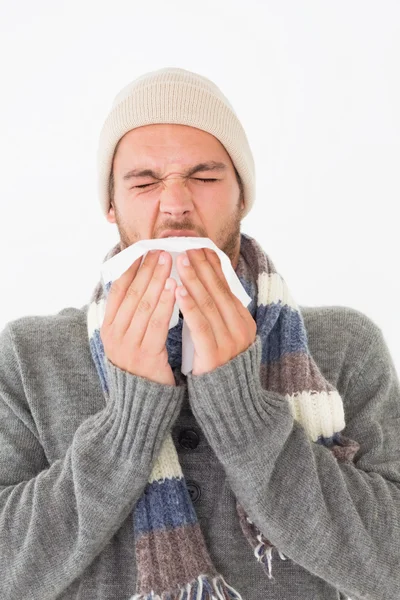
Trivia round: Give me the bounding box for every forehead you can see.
[115,123,230,161]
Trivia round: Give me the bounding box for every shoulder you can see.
[4,304,87,333]
[298,307,400,456]
[0,305,89,362]
[299,304,382,349]
[297,304,385,398]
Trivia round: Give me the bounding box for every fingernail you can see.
[158,252,166,265]
[182,253,190,267]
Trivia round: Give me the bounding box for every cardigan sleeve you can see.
[0,322,185,600]
[187,328,400,600]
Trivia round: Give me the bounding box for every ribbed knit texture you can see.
[96,67,256,219]
[87,232,361,599]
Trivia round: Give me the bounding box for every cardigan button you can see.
[178,428,200,450]
[186,481,201,503]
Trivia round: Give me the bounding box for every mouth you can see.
[160,230,199,238]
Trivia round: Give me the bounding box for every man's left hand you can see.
[175,248,257,376]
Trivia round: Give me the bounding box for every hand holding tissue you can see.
[101,237,253,375]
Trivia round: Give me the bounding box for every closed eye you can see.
[194,178,218,182]
[132,178,219,189]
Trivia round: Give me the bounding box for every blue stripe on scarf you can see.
[255,303,309,363]
[134,476,198,536]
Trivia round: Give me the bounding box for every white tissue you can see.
[100,237,252,375]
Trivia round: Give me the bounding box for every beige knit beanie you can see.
[96,67,256,219]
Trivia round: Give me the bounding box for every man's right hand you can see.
[100,249,177,386]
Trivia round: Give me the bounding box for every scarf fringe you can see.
[253,533,288,580]
[128,574,244,600]
[244,515,287,580]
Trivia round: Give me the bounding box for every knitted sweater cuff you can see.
[187,335,294,464]
[104,358,186,469]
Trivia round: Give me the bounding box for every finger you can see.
[202,248,230,290]
[105,250,162,332]
[177,253,232,349]
[182,249,245,332]
[125,251,174,343]
[141,276,177,353]
[102,254,144,327]
[203,248,251,321]
[175,285,219,359]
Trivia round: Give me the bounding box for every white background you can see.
[0,0,399,370]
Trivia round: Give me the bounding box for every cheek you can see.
[198,192,233,217]
[120,198,158,233]
[139,202,160,232]
[133,197,159,217]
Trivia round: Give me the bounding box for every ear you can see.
[106,202,116,224]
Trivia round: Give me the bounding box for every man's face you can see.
[106,123,244,267]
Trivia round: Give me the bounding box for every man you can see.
[0,67,399,600]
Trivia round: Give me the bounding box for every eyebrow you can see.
[122,161,228,181]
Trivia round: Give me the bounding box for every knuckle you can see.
[136,297,152,314]
[201,295,215,312]
[197,319,211,334]
[216,278,228,294]
[125,285,140,300]
[148,316,163,331]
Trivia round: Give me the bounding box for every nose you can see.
[159,176,194,217]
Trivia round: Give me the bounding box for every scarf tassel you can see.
[129,574,244,600]
[253,533,288,580]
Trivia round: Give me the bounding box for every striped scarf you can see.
[87,232,360,599]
